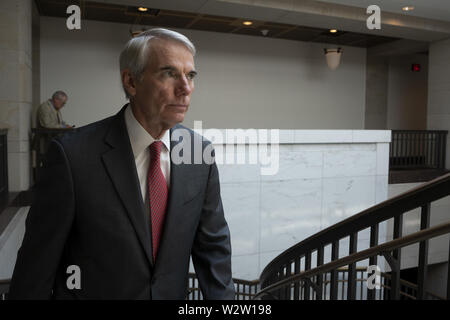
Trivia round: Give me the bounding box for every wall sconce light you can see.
[324,47,343,70]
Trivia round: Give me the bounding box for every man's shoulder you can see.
[78,114,116,133]
[38,100,53,111]
[56,114,116,149]
[172,123,212,147]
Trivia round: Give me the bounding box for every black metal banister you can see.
[293,258,300,299]
[390,213,403,299]
[330,240,339,300]
[348,233,357,300]
[187,273,259,300]
[304,251,311,300]
[255,220,450,299]
[316,246,324,300]
[390,130,447,170]
[260,173,450,289]
[417,203,430,299]
[368,223,379,300]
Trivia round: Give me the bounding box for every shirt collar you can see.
[124,104,171,159]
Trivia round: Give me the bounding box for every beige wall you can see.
[40,17,367,130]
[364,55,388,129]
[387,54,428,130]
[428,38,450,169]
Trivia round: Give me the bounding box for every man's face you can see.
[132,39,196,130]
[53,96,67,110]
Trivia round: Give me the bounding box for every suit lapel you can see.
[101,106,154,268]
[165,126,192,220]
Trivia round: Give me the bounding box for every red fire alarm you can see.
[412,64,421,72]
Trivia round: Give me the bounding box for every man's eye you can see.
[163,70,174,77]
[187,72,196,80]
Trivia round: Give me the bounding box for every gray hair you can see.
[119,28,196,99]
[52,90,67,100]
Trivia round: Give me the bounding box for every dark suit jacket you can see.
[9,105,235,300]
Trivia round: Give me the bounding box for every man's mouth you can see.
[168,104,188,109]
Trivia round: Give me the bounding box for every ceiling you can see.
[35,0,450,51]
[35,0,399,48]
[317,0,450,23]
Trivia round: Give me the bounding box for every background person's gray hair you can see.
[52,90,67,100]
[119,28,196,99]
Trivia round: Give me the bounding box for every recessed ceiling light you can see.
[242,21,253,26]
[138,7,148,12]
[329,29,338,33]
[402,6,415,11]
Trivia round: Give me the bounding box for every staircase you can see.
[187,173,450,300]
[255,172,450,300]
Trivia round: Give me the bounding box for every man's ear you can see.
[121,69,137,97]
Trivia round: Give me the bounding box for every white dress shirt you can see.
[124,105,171,203]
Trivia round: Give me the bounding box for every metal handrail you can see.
[187,272,260,300]
[279,266,444,300]
[186,265,445,300]
[259,172,450,290]
[391,130,448,134]
[255,221,450,299]
[4,267,443,301]
[390,130,448,170]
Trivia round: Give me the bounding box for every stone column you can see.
[428,37,450,169]
[0,0,32,191]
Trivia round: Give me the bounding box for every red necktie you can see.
[148,141,168,262]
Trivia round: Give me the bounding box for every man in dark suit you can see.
[9,28,235,299]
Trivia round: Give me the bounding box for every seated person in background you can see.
[33,91,73,160]
[37,91,72,129]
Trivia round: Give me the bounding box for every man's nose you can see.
[175,75,193,96]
